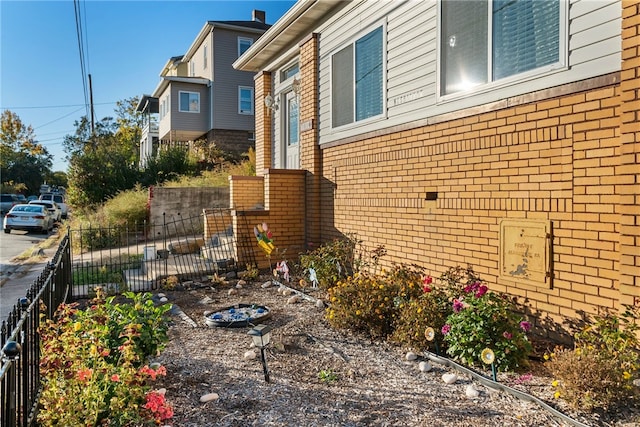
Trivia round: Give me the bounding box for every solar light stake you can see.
[481,348,498,382]
[248,324,272,382]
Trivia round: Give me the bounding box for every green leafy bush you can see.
[38,290,173,426]
[390,265,485,351]
[300,235,358,290]
[546,306,640,410]
[442,283,532,371]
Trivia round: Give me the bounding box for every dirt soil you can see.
[149,275,639,427]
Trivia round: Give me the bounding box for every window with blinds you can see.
[332,26,384,128]
[441,0,560,96]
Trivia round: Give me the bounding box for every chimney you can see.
[252,9,265,23]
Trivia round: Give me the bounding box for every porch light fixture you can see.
[291,77,301,96]
[264,93,279,113]
[248,324,273,382]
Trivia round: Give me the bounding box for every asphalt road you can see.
[0,217,55,320]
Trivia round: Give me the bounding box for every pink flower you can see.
[422,275,433,293]
[453,299,464,313]
[441,324,451,335]
[503,331,513,339]
[110,374,120,382]
[520,321,531,332]
[475,285,488,298]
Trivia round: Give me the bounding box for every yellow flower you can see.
[543,353,549,360]
[574,348,582,356]
[554,391,561,399]
[623,371,632,380]
[355,310,361,316]
[551,380,559,387]
[73,322,82,332]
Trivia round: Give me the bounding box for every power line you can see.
[73,0,90,120]
[33,107,85,130]
[1,101,117,110]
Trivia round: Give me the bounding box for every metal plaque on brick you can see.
[499,219,552,288]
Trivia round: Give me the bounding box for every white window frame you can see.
[178,91,200,113]
[190,61,195,77]
[238,86,254,115]
[238,37,253,57]
[437,0,567,101]
[329,22,386,130]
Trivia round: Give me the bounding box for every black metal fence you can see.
[0,234,71,427]
[70,210,252,298]
[0,209,256,426]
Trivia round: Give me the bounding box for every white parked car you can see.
[39,193,69,219]
[29,200,62,222]
[3,204,53,234]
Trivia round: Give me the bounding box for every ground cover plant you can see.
[38,289,173,426]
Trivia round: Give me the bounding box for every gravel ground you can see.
[150,277,639,427]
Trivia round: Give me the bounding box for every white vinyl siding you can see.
[238,86,254,115]
[331,25,384,128]
[179,91,200,113]
[313,0,618,146]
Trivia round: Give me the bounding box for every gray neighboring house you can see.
[137,10,270,167]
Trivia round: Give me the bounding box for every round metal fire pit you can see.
[205,304,271,328]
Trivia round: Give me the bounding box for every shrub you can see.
[300,235,358,290]
[442,281,532,371]
[390,265,486,351]
[546,306,640,410]
[325,264,424,339]
[38,290,173,426]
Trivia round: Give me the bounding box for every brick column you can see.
[299,33,321,246]
[254,71,273,175]
[618,0,640,306]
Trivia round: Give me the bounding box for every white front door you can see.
[283,91,300,169]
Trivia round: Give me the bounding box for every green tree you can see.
[0,110,52,194]
[64,98,142,208]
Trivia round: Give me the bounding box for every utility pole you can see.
[88,73,95,134]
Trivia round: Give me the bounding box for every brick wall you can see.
[230,169,306,269]
[205,128,254,161]
[320,74,628,339]
[619,0,640,307]
[254,72,273,175]
[229,175,264,210]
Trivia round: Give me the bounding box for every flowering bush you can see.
[38,289,173,426]
[390,266,485,351]
[546,306,640,410]
[326,264,424,338]
[442,281,532,371]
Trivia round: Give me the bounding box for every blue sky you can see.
[0,0,295,172]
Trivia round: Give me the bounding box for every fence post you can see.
[1,340,21,427]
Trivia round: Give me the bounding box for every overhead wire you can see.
[73,0,89,120]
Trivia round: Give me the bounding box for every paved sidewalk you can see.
[0,248,56,320]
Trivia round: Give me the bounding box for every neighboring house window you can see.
[441,0,560,96]
[282,62,299,81]
[238,86,254,115]
[203,45,208,69]
[179,91,200,113]
[190,61,195,76]
[331,26,384,128]
[248,131,255,141]
[238,37,253,57]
